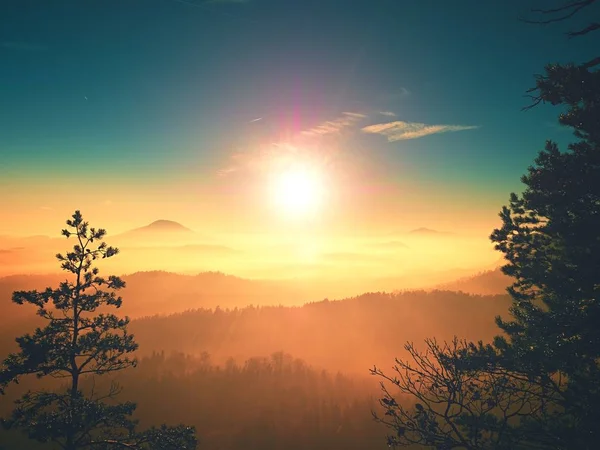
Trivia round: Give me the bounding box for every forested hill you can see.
[1,269,509,323]
[1,289,510,375]
[0,290,511,450]
[434,268,511,295]
[129,290,511,374]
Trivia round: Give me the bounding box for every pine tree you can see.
[372,2,600,448]
[487,54,600,450]
[0,211,197,450]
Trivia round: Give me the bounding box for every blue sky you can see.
[1,0,597,235]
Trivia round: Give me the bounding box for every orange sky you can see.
[1,165,506,239]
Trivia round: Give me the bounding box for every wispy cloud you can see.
[301,112,367,137]
[218,110,477,176]
[361,121,478,142]
[217,112,367,176]
[217,142,305,177]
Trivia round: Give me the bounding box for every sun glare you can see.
[270,166,325,217]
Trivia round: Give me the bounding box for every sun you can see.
[270,165,325,218]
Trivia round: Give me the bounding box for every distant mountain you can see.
[124,220,194,235]
[408,227,452,236]
[0,263,513,326]
[0,234,57,247]
[0,273,64,321]
[0,271,322,321]
[128,290,511,374]
[111,220,200,246]
[435,268,512,296]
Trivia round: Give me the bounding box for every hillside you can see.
[128,290,511,374]
[1,264,514,328]
[0,270,323,324]
[435,268,512,295]
[1,287,511,375]
[0,279,513,448]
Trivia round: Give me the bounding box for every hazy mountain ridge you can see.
[0,220,499,280]
[1,287,511,375]
[435,268,512,295]
[0,264,510,321]
[408,227,453,235]
[115,220,194,237]
[0,270,325,320]
[128,289,511,374]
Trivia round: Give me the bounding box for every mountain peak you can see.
[130,220,193,234]
[147,220,189,230]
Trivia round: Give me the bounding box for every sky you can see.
[1,0,598,240]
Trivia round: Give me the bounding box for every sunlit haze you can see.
[1,1,598,449]
[270,162,326,218]
[0,0,592,286]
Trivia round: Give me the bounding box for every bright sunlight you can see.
[270,165,325,218]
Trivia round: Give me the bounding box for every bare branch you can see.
[523,0,595,24]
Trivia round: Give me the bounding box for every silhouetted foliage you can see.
[0,288,509,449]
[371,14,600,450]
[524,0,599,109]
[0,350,387,450]
[0,211,197,450]
[371,338,547,449]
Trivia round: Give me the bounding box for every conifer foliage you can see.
[0,211,197,450]
[371,2,600,448]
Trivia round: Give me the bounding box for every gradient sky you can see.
[1,0,597,237]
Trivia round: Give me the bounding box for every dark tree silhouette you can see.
[522,0,600,110]
[0,211,197,450]
[371,337,552,449]
[371,9,600,450]
[521,0,599,38]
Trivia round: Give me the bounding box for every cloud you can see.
[217,110,477,176]
[301,112,367,137]
[217,144,280,176]
[217,112,366,176]
[1,41,47,51]
[361,121,478,142]
[218,141,312,177]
